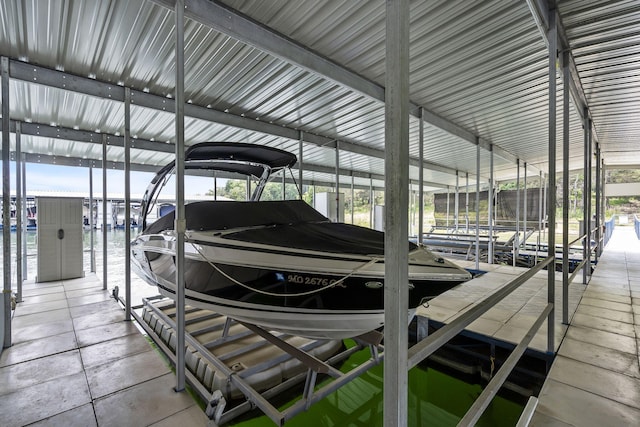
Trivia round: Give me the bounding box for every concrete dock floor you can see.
[530,226,640,426]
[0,274,207,426]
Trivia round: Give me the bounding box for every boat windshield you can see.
[139,142,299,230]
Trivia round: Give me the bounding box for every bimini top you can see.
[151,142,297,183]
[184,142,297,167]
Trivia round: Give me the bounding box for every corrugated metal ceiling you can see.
[559,0,640,167]
[1,0,639,193]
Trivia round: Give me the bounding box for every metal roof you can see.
[1,0,639,192]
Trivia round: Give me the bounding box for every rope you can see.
[189,241,382,298]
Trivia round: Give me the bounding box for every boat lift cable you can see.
[189,242,383,298]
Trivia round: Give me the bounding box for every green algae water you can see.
[229,340,524,427]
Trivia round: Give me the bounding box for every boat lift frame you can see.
[128,295,384,426]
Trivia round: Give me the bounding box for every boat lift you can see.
[130,295,385,426]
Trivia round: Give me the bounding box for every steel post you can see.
[523,163,528,246]
[488,146,494,264]
[351,174,354,224]
[21,153,26,282]
[89,165,96,272]
[369,176,373,228]
[335,142,340,221]
[465,172,469,232]
[124,87,132,321]
[514,159,520,267]
[298,131,303,201]
[547,9,557,354]
[586,116,592,281]
[383,0,410,424]
[595,144,601,260]
[1,56,10,348]
[174,0,186,392]
[15,122,22,302]
[446,188,450,230]
[101,134,108,290]
[562,52,570,324]
[418,108,424,244]
[475,140,480,270]
[455,171,459,233]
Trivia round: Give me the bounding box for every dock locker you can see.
[36,197,84,282]
[314,192,344,222]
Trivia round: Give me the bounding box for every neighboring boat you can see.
[131,142,471,339]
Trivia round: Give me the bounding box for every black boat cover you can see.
[145,200,327,234]
[145,199,417,255]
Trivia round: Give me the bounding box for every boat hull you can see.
[131,232,469,339]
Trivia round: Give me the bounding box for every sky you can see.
[0,162,219,198]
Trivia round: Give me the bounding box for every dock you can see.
[2,227,640,425]
[530,227,640,425]
[416,261,582,356]
[0,275,207,426]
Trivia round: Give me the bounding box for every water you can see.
[1,229,524,426]
[0,228,156,306]
[229,341,524,427]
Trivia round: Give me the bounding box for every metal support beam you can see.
[174,0,187,393]
[350,174,355,224]
[488,146,494,264]
[89,166,95,273]
[465,172,469,232]
[455,171,460,233]
[101,134,108,291]
[418,108,424,245]
[475,140,481,271]
[562,52,570,324]
[595,145,601,258]
[8,59,465,180]
[335,142,340,221]
[584,115,592,284]
[523,163,528,246]
[514,159,520,267]
[446,188,450,230]
[15,122,23,303]
[298,132,303,200]
[384,0,409,424]
[526,0,598,144]
[601,157,606,252]
[147,0,535,175]
[124,87,132,322]
[20,150,26,282]
[369,177,373,228]
[1,55,10,348]
[537,172,543,262]
[547,8,557,354]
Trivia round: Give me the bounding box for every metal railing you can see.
[604,217,615,246]
[408,256,555,426]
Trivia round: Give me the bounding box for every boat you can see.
[131,142,472,339]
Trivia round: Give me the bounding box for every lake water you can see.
[1,229,525,426]
[0,228,156,306]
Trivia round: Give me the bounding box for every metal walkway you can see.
[530,226,640,426]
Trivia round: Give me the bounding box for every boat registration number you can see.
[287,274,342,287]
